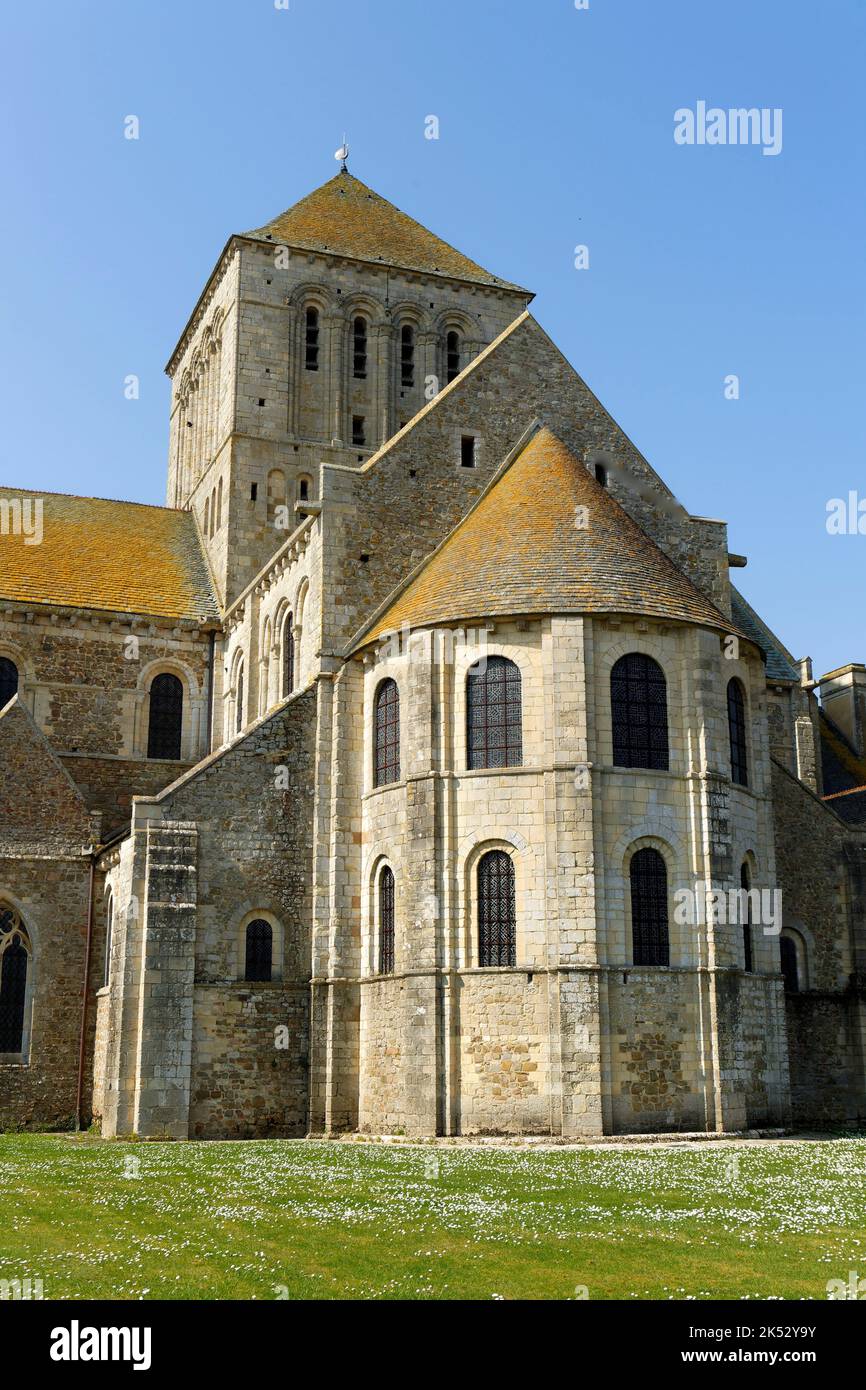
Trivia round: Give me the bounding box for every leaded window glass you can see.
[728,678,748,787]
[374,679,400,787]
[467,656,522,770]
[0,908,29,1054]
[630,847,669,966]
[478,850,516,967]
[146,673,183,760]
[611,653,669,770]
[379,866,395,975]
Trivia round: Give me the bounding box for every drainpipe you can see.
[75,850,96,1131]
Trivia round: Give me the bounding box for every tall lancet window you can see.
[630,847,670,966]
[378,866,395,975]
[305,307,320,371]
[478,850,516,968]
[400,324,415,387]
[0,907,30,1055]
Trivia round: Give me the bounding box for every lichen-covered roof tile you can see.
[244,171,529,293]
[357,427,739,647]
[0,488,218,620]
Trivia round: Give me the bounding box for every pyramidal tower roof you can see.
[356,428,738,648]
[243,170,530,293]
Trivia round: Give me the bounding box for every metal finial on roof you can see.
[334,136,349,172]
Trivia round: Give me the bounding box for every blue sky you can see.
[1,0,863,679]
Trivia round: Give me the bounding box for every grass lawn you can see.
[0,1132,864,1300]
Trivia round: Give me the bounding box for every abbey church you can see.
[1,168,865,1139]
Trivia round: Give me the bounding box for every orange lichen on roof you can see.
[0,488,217,620]
[244,171,529,292]
[358,428,739,648]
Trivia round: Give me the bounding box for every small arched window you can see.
[0,657,19,707]
[467,656,522,770]
[282,613,295,697]
[235,660,245,734]
[379,866,395,974]
[203,495,210,537]
[630,847,670,966]
[0,907,30,1054]
[478,850,516,968]
[104,893,114,988]
[305,307,319,370]
[216,477,223,530]
[298,476,310,503]
[741,861,754,972]
[244,919,273,982]
[611,654,669,771]
[400,324,415,387]
[594,462,608,487]
[353,316,368,379]
[446,330,461,383]
[374,678,400,787]
[728,678,748,787]
[780,931,803,993]
[147,673,184,760]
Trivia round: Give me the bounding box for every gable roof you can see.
[354,427,739,648]
[0,488,218,620]
[243,171,530,293]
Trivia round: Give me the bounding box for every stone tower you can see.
[164,169,531,609]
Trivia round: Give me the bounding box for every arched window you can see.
[741,861,753,972]
[0,907,30,1055]
[146,673,183,760]
[467,655,522,770]
[611,653,669,771]
[203,495,210,537]
[780,931,803,993]
[210,486,217,537]
[216,477,223,530]
[446,330,461,383]
[728,678,749,787]
[374,679,400,787]
[378,866,395,974]
[305,307,319,370]
[353,316,368,379]
[0,657,18,707]
[630,847,669,966]
[104,893,113,988]
[478,850,516,967]
[235,660,245,735]
[594,462,608,487]
[298,476,310,503]
[400,324,415,387]
[244,919,273,982]
[282,613,295,697]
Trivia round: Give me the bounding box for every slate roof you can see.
[356,427,740,648]
[0,488,218,620]
[244,171,529,293]
[730,587,800,683]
